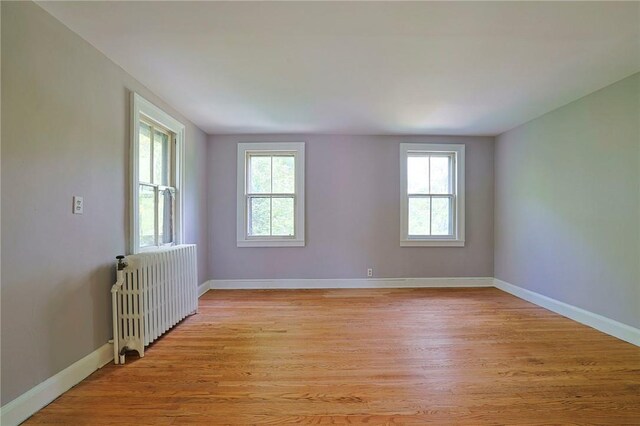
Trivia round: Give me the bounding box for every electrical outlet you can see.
[367,268,373,277]
[73,196,84,214]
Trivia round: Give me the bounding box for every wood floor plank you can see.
[25,288,640,424]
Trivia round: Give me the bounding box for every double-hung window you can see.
[400,143,465,246]
[131,93,185,253]
[237,143,305,247]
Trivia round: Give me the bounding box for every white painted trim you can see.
[4,278,637,426]
[0,343,113,426]
[198,281,210,297]
[236,239,305,248]
[206,277,639,347]
[236,142,306,248]
[399,143,465,247]
[400,239,465,247]
[130,92,186,254]
[494,279,640,347]
[209,277,493,290]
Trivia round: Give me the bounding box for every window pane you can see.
[431,197,451,236]
[408,197,430,236]
[153,129,169,185]
[139,122,151,183]
[249,156,271,194]
[249,197,271,236]
[139,184,155,247]
[158,188,175,244]
[272,197,294,236]
[430,156,450,194]
[407,156,429,194]
[272,156,295,194]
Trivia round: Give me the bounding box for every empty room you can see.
[1,1,639,424]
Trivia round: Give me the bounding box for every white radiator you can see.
[111,244,198,364]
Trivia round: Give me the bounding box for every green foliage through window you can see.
[407,154,453,236]
[247,154,295,237]
[138,119,175,247]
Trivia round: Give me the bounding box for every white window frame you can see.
[130,92,185,254]
[400,143,465,247]
[237,142,305,247]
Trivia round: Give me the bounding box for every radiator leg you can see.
[111,246,198,365]
[118,346,129,365]
[111,270,123,365]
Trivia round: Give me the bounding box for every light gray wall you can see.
[208,134,494,279]
[495,73,640,328]
[1,2,209,404]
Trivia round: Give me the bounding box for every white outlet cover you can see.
[73,196,84,214]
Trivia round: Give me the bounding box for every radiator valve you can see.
[116,255,128,271]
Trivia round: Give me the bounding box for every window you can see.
[131,93,185,253]
[400,143,465,246]
[237,143,305,247]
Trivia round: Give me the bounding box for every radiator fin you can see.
[113,245,198,363]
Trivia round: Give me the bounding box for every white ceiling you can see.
[38,1,639,136]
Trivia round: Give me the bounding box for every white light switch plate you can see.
[73,196,84,214]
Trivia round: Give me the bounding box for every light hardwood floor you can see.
[26,288,640,424]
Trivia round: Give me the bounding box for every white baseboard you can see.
[198,281,210,297]
[1,279,210,424]
[494,278,640,347]
[0,342,113,426]
[208,276,638,347]
[208,277,494,290]
[4,277,636,426]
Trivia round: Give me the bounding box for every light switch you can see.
[73,196,84,214]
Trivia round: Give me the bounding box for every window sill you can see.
[400,239,465,247]
[237,239,305,248]
[136,244,176,253]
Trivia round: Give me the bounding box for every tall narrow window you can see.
[237,143,305,247]
[400,143,465,246]
[138,120,176,248]
[131,93,185,253]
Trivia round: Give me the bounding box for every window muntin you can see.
[237,143,305,247]
[130,92,185,254]
[246,153,296,238]
[400,143,465,247]
[138,119,176,248]
[407,153,454,237]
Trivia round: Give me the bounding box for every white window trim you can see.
[400,143,465,247]
[237,142,305,247]
[130,92,186,254]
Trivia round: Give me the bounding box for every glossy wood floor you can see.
[26,288,640,425]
